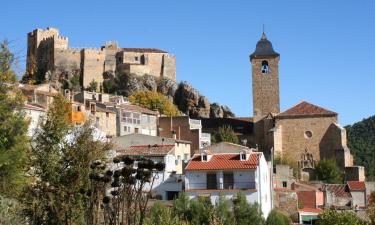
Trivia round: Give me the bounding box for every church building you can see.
[249,32,361,181]
[202,32,364,182]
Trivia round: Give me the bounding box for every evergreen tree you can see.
[315,159,342,184]
[215,195,235,225]
[212,125,239,144]
[22,95,111,225]
[0,40,30,195]
[233,192,265,225]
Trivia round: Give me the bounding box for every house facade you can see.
[184,150,272,218]
[116,144,184,200]
[115,104,158,137]
[23,103,46,136]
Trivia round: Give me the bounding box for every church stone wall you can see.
[275,115,338,164]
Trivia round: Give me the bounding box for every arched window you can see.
[261,60,269,74]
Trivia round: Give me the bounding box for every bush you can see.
[211,125,239,144]
[317,209,363,225]
[266,209,290,225]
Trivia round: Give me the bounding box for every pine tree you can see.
[0,40,30,195]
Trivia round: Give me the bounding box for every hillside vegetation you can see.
[346,115,375,180]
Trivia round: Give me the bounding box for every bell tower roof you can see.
[250,32,279,61]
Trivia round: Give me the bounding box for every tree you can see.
[266,209,290,225]
[212,125,239,144]
[88,79,98,92]
[315,159,342,183]
[317,209,363,225]
[215,195,235,225]
[0,40,30,196]
[346,116,375,180]
[233,192,264,225]
[129,91,180,116]
[22,95,111,225]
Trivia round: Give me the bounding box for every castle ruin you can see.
[27,27,176,89]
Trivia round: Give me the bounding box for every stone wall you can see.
[82,49,105,89]
[274,115,338,164]
[54,48,82,76]
[251,57,280,119]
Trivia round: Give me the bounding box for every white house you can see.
[184,150,272,218]
[116,144,185,200]
[23,103,46,137]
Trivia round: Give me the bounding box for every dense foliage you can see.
[265,209,291,225]
[0,40,30,196]
[211,125,239,144]
[129,91,180,116]
[315,159,343,184]
[317,209,364,225]
[346,116,375,180]
[22,95,112,225]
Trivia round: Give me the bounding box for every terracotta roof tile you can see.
[298,208,322,213]
[321,184,351,198]
[117,144,175,156]
[347,181,366,191]
[185,153,260,171]
[297,191,317,208]
[276,101,337,118]
[118,104,158,115]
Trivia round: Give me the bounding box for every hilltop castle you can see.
[26,27,176,89]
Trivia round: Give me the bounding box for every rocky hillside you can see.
[346,115,375,180]
[102,73,234,118]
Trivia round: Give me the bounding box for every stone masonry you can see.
[27,27,176,90]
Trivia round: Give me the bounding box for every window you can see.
[304,130,313,139]
[261,60,269,74]
[184,154,189,160]
[282,181,287,188]
[121,110,140,124]
[241,153,246,160]
[106,112,109,117]
[77,105,81,112]
[135,56,139,61]
[202,155,207,161]
[134,128,139,133]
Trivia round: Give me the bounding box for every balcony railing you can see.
[186,182,256,190]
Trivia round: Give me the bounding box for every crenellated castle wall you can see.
[27,27,176,90]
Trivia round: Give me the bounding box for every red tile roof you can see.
[118,104,158,115]
[117,144,175,156]
[185,153,260,171]
[297,191,317,209]
[298,208,322,213]
[276,101,337,118]
[121,48,167,53]
[347,181,366,191]
[321,184,351,198]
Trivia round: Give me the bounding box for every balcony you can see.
[186,181,256,191]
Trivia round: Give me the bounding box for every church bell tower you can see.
[250,32,280,120]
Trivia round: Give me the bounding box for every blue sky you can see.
[1,0,374,125]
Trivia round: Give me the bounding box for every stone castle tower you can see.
[26,27,176,90]
[250,32,280,120]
